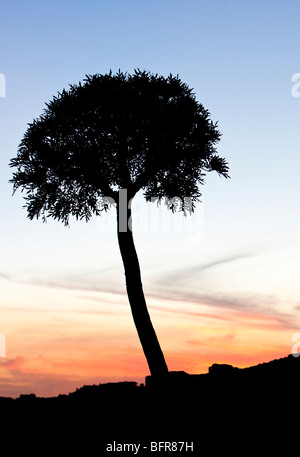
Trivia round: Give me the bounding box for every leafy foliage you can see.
[10,69,229,225]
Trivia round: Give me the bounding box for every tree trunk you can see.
[116,194,169,380]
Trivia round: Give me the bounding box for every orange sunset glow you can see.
[0,271,294,398]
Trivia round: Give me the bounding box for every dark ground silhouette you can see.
[0,354,298,454]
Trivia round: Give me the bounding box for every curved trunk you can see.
[116,195,168,380]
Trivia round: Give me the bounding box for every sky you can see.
[0,0,300,397]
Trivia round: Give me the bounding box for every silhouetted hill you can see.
[0,354,298,454]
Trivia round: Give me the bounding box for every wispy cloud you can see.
[1,249,297,330]
[158,252,254,285]
[146,292,297,330]
[142,250,299,330]
[0,266,124,295]
[0,272,12,281]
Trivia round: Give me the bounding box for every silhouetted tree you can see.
[9,70,229,380]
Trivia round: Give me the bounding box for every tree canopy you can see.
[10,69,229,225]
